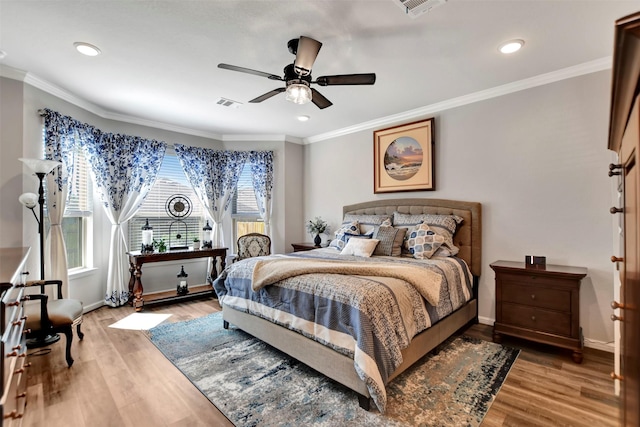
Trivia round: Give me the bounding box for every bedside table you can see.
[490,260,587,363]
[291,242,321,252]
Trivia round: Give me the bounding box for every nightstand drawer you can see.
[502,303,571,337]
[501,281,571,312]
[498,272,579,289]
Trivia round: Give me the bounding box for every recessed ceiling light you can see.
[74,42,101,57]
[297,115,310,122]
[498,39,524,54]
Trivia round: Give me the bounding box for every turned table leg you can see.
[133,263,144,311]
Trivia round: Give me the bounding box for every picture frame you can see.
[373,117,435,193]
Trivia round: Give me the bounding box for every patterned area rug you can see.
[147,312,519,427]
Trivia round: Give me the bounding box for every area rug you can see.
[109,313,172,330]
[147,312,519,427]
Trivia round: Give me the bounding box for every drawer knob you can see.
[608,170,621,177]
[611,300,625,309]
[531,294,536,300]
[6,300,20,307]
[610,207,623,214]
[611,314,623,322]
[611,256,624,263]
[531,315,536,321]
[611,372,624,381]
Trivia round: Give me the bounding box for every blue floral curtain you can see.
[249,151,274,236]
[43,109,98,298]
[82,132,166,306]
[174,145,248,245]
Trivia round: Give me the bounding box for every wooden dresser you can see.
[0,247,31,425]
[491,260,587,363]
[608,11,640,426]
[290,242,321,252]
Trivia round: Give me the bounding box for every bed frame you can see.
[222,198,482,410]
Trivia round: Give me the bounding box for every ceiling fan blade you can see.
[218,63,283,81]
[311,88,333,109]
[314,73,376,86]
[294,36,322,76]
[249,88,286,103]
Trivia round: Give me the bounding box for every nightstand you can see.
[291,242,321,252]
[490,260,587,363]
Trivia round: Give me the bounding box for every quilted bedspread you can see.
[213,248,473,413]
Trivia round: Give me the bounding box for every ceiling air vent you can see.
[215,97,242,108]
[391,0,447,18]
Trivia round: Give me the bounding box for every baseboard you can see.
[83,301,105,313]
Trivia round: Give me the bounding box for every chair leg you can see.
[62,326,74,368]
[76,323,84,340]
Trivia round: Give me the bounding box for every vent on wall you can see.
[391,0,447,18]
[215,97,243,108]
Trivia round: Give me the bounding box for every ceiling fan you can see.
[218,36,376,109]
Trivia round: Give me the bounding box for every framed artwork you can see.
[373,117,435,193]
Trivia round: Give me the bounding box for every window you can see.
[128,154,205,250]
[232,163,264,252]
[63,146,93,269]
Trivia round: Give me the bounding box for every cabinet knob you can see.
[610,163,623,171]
[608,170,622,177]
[531,315,536,321]
[610,207,623,214]
[611,301,625,309]
[611,372,624,381]
[611,256,624,263]
[611,314,623,322]
[531,294,536,300]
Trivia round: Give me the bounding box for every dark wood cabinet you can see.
[0,247,31,424]
[491,260,587,363]
[291,242,321,252]
[608,11,640,426]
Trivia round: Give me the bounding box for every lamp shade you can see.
[18,192,38,209]
[19,157,62,174]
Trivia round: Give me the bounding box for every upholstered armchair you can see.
[235,233,271,262]
[24,279,84,367]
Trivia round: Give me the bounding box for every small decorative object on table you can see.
[202,220,213,249]
[154,238,167,253]
[306,216,328,247]
[176,265,189,295]
[141,219,154,253]
[193,237,201,250]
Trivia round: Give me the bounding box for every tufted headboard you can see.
[343,198,482,277]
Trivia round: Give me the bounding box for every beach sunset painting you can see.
[383,136,424,181]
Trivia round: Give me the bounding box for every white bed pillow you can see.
[340,238,380,257]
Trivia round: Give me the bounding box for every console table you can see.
[127,247,227,311]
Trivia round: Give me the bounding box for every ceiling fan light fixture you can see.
[285,82,312,105]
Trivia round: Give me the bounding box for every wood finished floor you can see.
[22,298,619,427]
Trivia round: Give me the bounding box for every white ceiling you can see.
[1,0,638,142]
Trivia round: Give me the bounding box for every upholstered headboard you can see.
[343,198,482,277]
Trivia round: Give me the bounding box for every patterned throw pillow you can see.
[373,224,407,257]
[407,223,445,259]
[330,221,361,250]
[393,212,463,256]
[343,214,392,236]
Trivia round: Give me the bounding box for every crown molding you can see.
[3,57,612,146]
[303,56,613,144]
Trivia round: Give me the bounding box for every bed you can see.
[213,198,482,413]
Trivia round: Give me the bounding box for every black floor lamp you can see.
[18,157,63,347]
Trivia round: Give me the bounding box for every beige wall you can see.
[303,70,617,349]
[0,77,25,248]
